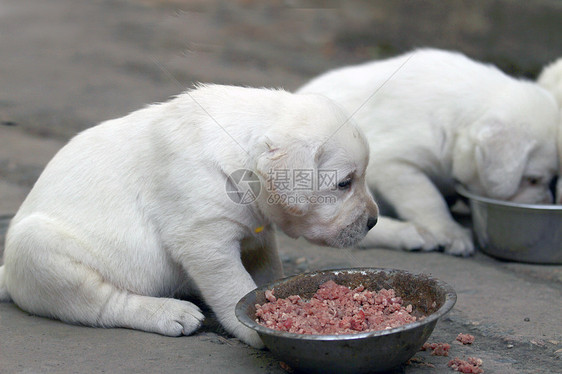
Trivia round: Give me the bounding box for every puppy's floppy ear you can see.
[255,137,322,216]
[473,120,535,199]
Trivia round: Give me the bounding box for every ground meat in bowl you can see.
[254,280,418,335]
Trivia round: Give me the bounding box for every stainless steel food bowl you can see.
[235,268,456,374]
[456,185,562,264]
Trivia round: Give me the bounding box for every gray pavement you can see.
[1,0,561,373]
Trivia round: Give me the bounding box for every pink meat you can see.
[456,333,475,345]
[448,357,484,373]
[421,342,451,356]
[255,280,417,335]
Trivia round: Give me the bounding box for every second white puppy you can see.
[538,57,562,107]
[0,84,378,348]
[538,57,562,203]
[298,49,560,256]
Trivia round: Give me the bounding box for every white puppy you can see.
[537,57,562,203]
[538,57,562,106]
[0,84,378,348]
[298,49,559,256]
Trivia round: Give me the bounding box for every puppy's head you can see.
[453,82,559,203]
[255,94,378,248]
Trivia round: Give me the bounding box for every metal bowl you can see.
[456,185,562,264]
[235,268,456,374]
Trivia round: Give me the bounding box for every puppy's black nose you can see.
[367,216,377,230]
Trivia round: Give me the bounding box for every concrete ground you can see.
[0,0,561,373]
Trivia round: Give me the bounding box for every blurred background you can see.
[1,0,561,141]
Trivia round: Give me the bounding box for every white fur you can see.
[538,58,562,107]
[298,49,559,256]
[537,57,562,203]
[0,266,8,300]
[0,84,378,348]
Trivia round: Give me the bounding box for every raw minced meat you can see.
[448,357,484,373]
[456,333,475,345]
[255,280,417,335]
[421,342,451,356]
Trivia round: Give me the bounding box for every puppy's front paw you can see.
[231,323,264,349]
[421,223,474,256]
[442,227,474,257]
[356,216,474,256]
[398,224,439,251]
[357,217,438,251]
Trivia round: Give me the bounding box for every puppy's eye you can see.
[337,178,353,190]
[525,177,541,186]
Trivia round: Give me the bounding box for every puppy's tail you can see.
[0,265,11,302]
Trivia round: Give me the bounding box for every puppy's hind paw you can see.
[161,299,205,336]
[129,297,205,337]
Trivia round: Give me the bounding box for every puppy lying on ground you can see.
[0,84,378,348]
[537,57,562,203]
[298,48,559,256]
